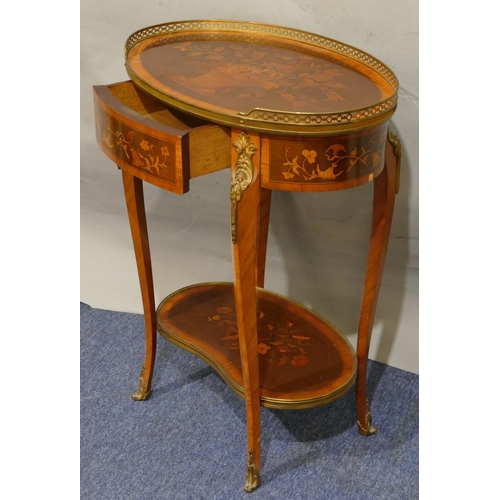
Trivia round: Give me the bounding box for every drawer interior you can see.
[95,80,232,188]
[107,80,209,130]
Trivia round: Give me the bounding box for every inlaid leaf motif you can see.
[315,165,340,180]
[326,90,343,101]
[100,118,172,177]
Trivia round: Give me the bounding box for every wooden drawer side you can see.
[189,125,231,179]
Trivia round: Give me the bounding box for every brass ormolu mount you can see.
[230,132,256,244]
[244,449,261,493]
[357,398,377,436]
[131,364,151,401]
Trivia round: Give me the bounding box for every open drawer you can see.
[93,81,231,194]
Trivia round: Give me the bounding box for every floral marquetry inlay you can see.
[137,37,381,115]
[208,305,312,367]
[158,284,352,400]
[94,104,177,185]
[268,127,387,185]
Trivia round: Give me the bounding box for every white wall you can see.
[81,0,419,373]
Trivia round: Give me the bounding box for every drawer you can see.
[261,123,388,192]
[93,81,231,194]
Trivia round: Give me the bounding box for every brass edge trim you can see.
[236,97,397,125]
[125,69,396,137]
[124,20,398,134]
[230,132,256,243]
[159,323,356,410]
[156,282,358,410]
[124,19,399,89]
[261,376,356,410]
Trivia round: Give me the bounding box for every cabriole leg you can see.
[356,131,400,435]
[230,130,262,492]
[122,169,157,401]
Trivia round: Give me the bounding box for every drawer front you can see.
[261,123,388,192]
[93,82,190,193]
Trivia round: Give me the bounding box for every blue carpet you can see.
[81,302,418,499]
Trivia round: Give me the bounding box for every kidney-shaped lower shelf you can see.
[157,283,356,409]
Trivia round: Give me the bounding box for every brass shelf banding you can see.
[156,282,357,410]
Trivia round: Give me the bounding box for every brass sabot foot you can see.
[358,421,377,436]
[358,398,377,436]
[243,450,261,493]
[131,388,151,401]
[131,364,151,401]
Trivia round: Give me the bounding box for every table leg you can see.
[356,132,400,435]
[122,169,157,401]
[230,130,262,492]
[255,188,272,288]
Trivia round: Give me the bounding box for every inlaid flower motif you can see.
[155,39,356,114]
[302,150,317,164]
[161,146,170,156]
[208,306,311,367]
[260,81,280,90]
[257,343,271,355]
[281,134,383,182]
[140,140,152,151]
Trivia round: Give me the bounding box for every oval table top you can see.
[125,20,398,135]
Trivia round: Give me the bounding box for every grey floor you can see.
[81,302,418,499]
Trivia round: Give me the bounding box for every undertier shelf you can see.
[157,283,356,409]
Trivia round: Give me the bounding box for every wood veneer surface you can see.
[157,284,356,404]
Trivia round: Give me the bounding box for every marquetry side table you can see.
[93,20,401,493]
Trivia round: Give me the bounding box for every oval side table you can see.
[93,20,402,493]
